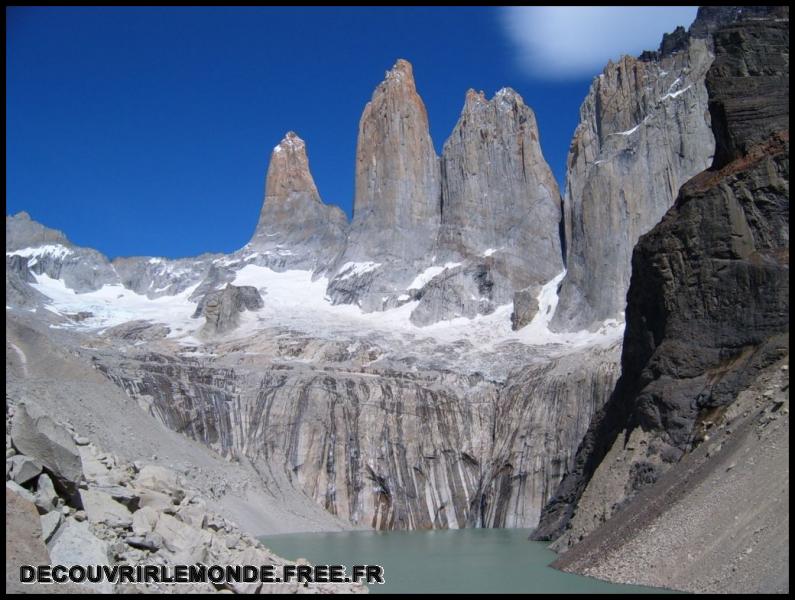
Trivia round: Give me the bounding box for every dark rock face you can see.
[533,11,789,545]
[193,284,264,336]
[706,19,790,168]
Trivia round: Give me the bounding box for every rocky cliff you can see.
[534,10,789,558]
[551,16,717,332]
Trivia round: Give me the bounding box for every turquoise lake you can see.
[261,528,670,594]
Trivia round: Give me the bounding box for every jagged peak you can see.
[273,131,306,154]
[493,87,525,108]
[463,89,488,110]
[386,58,413,80]
[377,58,417,94]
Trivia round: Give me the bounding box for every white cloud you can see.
[500,6,699,80]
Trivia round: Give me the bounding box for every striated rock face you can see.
[534,11,789,548]
[192,283,264,336]
[249,132,348,271]
[92,335,621,531]
[705,18,790,168]
[437,88,563,290]
[552,23,716,332]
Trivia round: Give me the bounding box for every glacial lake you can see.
[261,528,670,594]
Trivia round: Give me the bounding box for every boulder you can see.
[131,505,160,535]
[47,518,113,593]
[34,472,59,514]
[6,488,50,593]
[135,488,176,513]
[8,454,43,485]
[6,480,35,504]
[154,513,212,563]
[125,532,162,552]
[193,284,264,336]
[80,488,134,528]
[91,485,140,512]
[10,403,83,504]
[135,465,185,502]
[511,284,542,331]
[40,510,63,543]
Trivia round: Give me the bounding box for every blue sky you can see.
[6,6,698,259]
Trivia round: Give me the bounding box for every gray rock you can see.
[47,518,113,593]
[135,465,185,501]
[40,510,63,543]
[91,485,140,512]
[111,253,219,299]
[409,262,514,326]
[136,488,176,513]
[193,283,264,336]
[8,454,43,485]
[125,532,162,551]
[34,473,59,514]
[154,512,212,561]
[5,213,119,295]
[511,284,542,331]
[177,502,207,529]
[131,505,160,535]
[80,488,134,528]
[6,480,36,504]
[5,211,69,252]
[10,402,84,504]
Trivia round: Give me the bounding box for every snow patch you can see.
[660,84,692,101]
[7,245,73,261]
[28,273,201,337]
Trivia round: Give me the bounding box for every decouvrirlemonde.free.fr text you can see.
[21,563,385,586]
